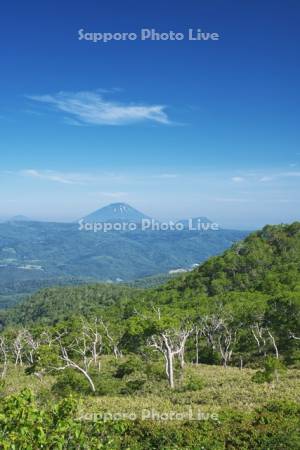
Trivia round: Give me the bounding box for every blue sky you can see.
[1,0,300,228]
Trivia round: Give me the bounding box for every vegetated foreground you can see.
[3,361,300,413]
[1,362,300,449]
[0,222,300,449]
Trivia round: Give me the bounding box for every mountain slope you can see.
[165,222,300,296]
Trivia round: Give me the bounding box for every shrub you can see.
[95,374,121,396]
[145,360,165,381]
[114,355,144,379]
[120,374,147,395]
[180,374,204,392]
[0,379,5,397]
[52,369,90,396]
[252,356,286,384]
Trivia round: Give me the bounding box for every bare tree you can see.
[23,330,40,365]
[47,321,104,392]
[99,319,122,359]
[201,315,239,367]
[217,324,237,368]
[251,324,279,359]
[30,330,68,380]
[12,330,27,366]
[267,329,279,359]
[82,320,103,372]
[200,315,223,351]
[10,329,42,366]
[251,323,267,357]
[148,327,193,388]
[0,336,8,379]
[58,346,96,392]
[194,325,201,365]
[289,332,300,341]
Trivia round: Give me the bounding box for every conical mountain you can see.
[81,203,151,223]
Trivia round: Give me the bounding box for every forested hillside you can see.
[165,222,300,295]
[1,222,299,369]
[0,220,247,307]
[7,222,300,324]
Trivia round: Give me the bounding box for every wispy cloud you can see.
[90,191,128,199]
[230,171,300,184]
[259,172,300,182]
[216,197,254,203]
[231,176,245,183]
[13,169,179,186]
[12,167,300,194]
[281,171,300,177]
[259,176,274,182]
[153,173,178,179]
[19,169,95,185]
[26,90,171,126]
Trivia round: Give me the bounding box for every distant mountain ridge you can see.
[8,204,216,227]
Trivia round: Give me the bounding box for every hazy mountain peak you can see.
[8,215,31,222]
[81,203,151,223]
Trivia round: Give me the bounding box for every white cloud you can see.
[231,176,245,183]
[282,171,300,177]
[27,90,171,126]
[259,176,274,182]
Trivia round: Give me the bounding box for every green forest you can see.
[0,220,247,308]
[0,222,300,449]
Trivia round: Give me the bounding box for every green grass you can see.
[2,362,300,418]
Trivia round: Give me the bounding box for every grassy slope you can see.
[3,361,300,416]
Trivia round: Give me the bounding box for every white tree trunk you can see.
[166,351,174,389]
